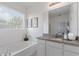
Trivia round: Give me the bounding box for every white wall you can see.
[27,14,43,41]
[26,11,49,41]
[42,11,49,34]
[49,13,69,34]
[78,3,79,36]
[0,29,25,45]
[69,3,77,36]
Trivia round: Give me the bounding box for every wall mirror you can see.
[48,3,77,40]
[32,17,38,28]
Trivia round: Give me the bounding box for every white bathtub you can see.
[0,41,37,56]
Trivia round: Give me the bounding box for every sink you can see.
[43,34,64,42]
[50,38,63,43]
[55,38,63,40]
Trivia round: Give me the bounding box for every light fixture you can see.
[49,2,60,7]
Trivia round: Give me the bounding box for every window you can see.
[0,6,24,29]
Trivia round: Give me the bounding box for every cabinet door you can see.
[46,41,63,56]
[64,44,79,56]
[37,39,45,56]
[64,50,79,56]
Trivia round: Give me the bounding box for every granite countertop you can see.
[37,34,79,47]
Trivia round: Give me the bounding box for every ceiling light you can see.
[49,2,60,7]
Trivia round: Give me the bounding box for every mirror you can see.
[48,3,77,40]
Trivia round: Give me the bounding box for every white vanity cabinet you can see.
[37,38,63,56]
[37,38,79,56]
[64,44,79,56]
[46,40,63,56]
[37,39,45,56]
[64,51,78,56]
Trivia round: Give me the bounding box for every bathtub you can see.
[0,41,37,56]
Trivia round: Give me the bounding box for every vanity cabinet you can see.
[37,39,45,56]
[46,40,63,56]
[38,38,79,56]
[37,38,63,56]
[64,44,79,56]
[64,51,78,56]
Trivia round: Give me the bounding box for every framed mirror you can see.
[32,17,38,28]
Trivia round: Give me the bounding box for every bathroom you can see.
[0,2,79,56]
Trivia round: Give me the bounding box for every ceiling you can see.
[0,2,49,16]
[49,3,71,16]
[0,2,72,17]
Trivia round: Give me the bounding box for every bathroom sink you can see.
[42,34,63,42]
[55,38,63,40]
[50,38,63,42]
